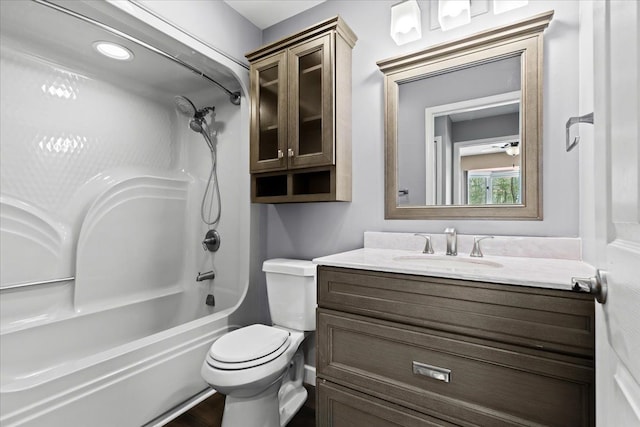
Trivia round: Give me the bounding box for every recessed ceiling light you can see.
[92,41,133,61]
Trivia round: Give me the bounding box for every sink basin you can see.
[392,255,503,270]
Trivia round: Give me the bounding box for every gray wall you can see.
[261,0,581,260]
[137,0,262,65]
[452,113,520,142]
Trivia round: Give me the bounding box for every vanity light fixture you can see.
[493,0,528,15]
[390,0,422,45]
[92,41,134,61]
[438,0,471,31]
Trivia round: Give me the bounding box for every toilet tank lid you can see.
[262,258,316,276]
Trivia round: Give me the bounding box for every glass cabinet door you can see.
[250,52,287,172]
[288,34,333,169]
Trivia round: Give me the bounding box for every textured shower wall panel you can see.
[0,196,74,326]
[74,175,190,310]
[0,44,188,321]
[0,45,176,222]
[0,197,72,286]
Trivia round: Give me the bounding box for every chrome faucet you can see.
[470,236,494,258]
[196,271,215,282]
[414,233,434,254]
[444,228,457,256]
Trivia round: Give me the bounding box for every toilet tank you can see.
[263,259,316,331]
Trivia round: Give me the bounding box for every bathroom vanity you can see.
[314,233,595,426]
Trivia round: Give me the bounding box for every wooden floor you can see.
[165,386,315,427]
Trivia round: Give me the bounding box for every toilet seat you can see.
[207,324,291,370]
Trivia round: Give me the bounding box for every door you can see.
[249,52,287,172]
[592,1,640,425]
[287,34,334,169]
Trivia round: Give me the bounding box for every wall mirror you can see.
[378,11,553,219]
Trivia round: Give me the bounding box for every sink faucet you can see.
[414,234,434,254]
[444,228,457,256]
[470,236,494,258]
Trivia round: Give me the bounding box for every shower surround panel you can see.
[0,1,250,425]
[0,44,186,321]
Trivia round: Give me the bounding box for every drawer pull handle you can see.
[412,361,451,383]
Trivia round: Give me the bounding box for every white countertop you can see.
[313,247,596,291]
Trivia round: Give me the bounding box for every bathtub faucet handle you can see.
[202,229,220,252]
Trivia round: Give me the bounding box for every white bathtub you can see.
[0,287,239,426]
[0,1,254,425]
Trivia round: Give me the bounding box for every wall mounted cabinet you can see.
[246,17,356,203]
[316,266,595,426]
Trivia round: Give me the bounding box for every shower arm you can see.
[195,107,215,119]
[33,0,241,105]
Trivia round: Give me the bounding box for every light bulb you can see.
[394,16,414,34]
[442,1,466,18]
[92,41,133,61]
[438,0,471,31]
[390,0,422,45]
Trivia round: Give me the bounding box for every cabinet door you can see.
[318,309,594,427]
[250,52,287,172]
[288,34,333,169]
[317,381,456,427]
[317,266,595,357]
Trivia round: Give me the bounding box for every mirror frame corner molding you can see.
[378,10,554,220]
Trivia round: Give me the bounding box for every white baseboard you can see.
[304,364,316,386]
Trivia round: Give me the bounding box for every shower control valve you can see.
[202,229,221,252]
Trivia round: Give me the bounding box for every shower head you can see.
[174,95,197,117]
[175,95,215,120]
[175,95,216,152]
[189,118,204,133]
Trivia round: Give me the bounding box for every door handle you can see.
[571,269,608,304]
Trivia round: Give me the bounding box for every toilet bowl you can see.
[200,259,316,427]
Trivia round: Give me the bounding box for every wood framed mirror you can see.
[378,11,553,220]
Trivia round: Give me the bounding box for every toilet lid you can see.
[209,324,290,364]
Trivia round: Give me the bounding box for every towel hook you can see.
[566,112,594,152]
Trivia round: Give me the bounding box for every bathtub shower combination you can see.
[0,1,251,426]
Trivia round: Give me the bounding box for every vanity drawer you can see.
[317,309,594,427]
[317,380,457,427]
[317,266,595,357]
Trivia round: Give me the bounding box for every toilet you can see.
[201,259,316,427]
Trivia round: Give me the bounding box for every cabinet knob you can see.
[288,148,294,158]
[277,149,284,159]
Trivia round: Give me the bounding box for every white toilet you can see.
[201,259,316,427]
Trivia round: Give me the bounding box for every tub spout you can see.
[196,271,215,281]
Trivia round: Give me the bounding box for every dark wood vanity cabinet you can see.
[316,266,595,427]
